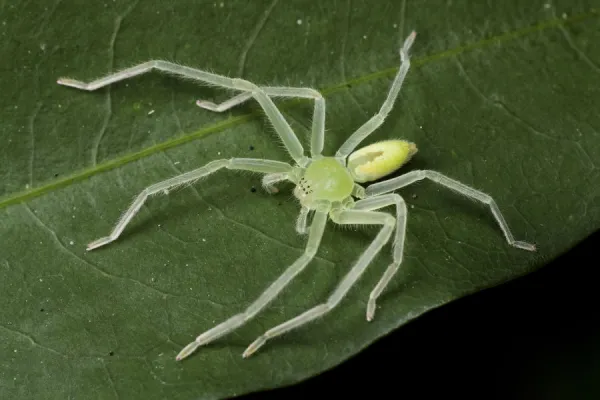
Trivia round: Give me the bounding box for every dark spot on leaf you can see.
[109,351,114,356]
[249,145,255,151]
[54,173,59,177]
[250,187,257,193]
[40,308,44,312]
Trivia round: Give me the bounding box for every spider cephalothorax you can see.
[57,31,535,361]
[293,158,355,208]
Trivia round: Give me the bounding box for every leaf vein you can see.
[340,0,367,117]
[0,323,65,358]
[454,56,558,143]
[21,204,196,301]
[557,20,600,74]
[237,0,279,78]
[102,360,120,400]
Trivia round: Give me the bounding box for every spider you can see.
[57,31,536,360]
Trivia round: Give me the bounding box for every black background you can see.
[241,230,600,399]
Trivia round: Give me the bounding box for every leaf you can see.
[1,1,599,398]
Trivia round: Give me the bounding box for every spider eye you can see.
[347,140,417,183]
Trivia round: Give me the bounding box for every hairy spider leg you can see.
[86,158,292,251]
[352,194,408,320]
[176,210,330,361]
[366,170,537,251]
[261,172,290,194]
[243,209,396,357]
[57,61,308,165]
[295,206,311,235]
[336,31,417,160]
[197,87,326,158]
[196,92,253,112]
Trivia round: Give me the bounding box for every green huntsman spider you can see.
[57,31,536,360]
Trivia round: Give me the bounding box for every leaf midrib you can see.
[0,11,595,210]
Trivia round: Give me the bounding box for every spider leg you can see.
[86,158,292,251]
[196,92,254,112]
[353,194,407,320]
[336,31,416,159]
[295,206,312,235]
[57,61,308,165]
[242,209,395,358]
[197,86,326,158]
[365,170,537,251]
[261,171,293,194]
[176,209,330,361]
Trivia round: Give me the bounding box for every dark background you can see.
[242,230,599,399]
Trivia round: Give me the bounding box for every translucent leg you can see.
[353,194,408,320]
[196,92,253,112]
[57,60,308,165]
[295,207,311,234]
[243,209,395,357]
[87,158,292,251]
[261,172,289,194]
[336,31,417,159]
[352,183,367,199]
[365,170,537,251]
[198,86,326,158]
[176,210,330,361]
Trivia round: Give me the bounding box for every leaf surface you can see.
[1,1,599,398]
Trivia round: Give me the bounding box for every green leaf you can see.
[1,1,598,398]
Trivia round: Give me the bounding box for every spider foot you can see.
[175,340,202,361]
[366,299,377,322]
[57,78,87,89]
[243,335,267,358]
[86,236,114,251]
[514,241,536,252]
[195,99,220,111]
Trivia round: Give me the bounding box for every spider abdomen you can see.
[347,139,418,183]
